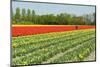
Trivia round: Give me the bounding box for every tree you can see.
[13,7,95,25]
[92,13,96,25]
[56,13,69,25]
[12,10,16,24]
[22,8,26,21]
[31,10,35,23]
[47,14,57,25]
[27,9,31,21]
[12,10,14,20]
[15,8,21,22]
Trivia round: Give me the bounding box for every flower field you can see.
[11,1,96,66]
[12,25,95,37]
[12,29,96,65]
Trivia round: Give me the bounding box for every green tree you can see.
[56,13,69,25]
[27,9,31,21]
[15,8,21,22]
[22,8,26,21]
[31,10,35,23]
[12,10,14,20]
[93,13,96,25]
[12,10,16,24]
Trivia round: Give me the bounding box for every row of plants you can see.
[12,29,94,45]
[12,29,95,65]
[12,30,94,58]
[12,29,94,49]
[50,38,95,63]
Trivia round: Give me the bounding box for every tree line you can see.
[12,7,96,25]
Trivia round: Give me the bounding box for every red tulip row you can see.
[12,25,95,37]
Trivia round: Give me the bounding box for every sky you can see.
[12,1,95,16]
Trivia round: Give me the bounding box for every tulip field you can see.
[12,28,96,65]
[11,0,96,66]
[12,25,95,37]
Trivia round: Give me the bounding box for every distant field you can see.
[12,25,95,37]
[12,29,96,65]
